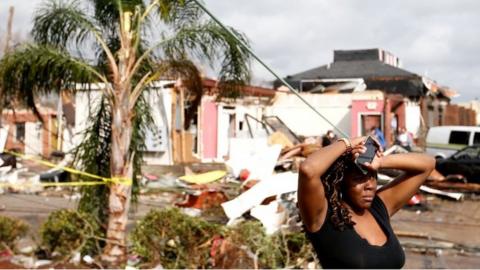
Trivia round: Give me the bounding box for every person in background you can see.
[321,130,338,147]
[390,113,398,145]
[370,126,386,149]
[396,127,412,151]
[297,136,435,268]
[407,129,415,149]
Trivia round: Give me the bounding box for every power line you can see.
[191,0,348,138]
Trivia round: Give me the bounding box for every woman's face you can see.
[342,170,377,210]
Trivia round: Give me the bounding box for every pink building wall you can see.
[201,100,218,159]
[351,100,384,137]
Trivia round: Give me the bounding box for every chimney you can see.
[333,48,400,67]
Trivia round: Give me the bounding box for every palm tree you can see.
[0,0,250,264]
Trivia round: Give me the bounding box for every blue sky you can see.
[2,0,480,102]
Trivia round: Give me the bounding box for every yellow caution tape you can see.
[2,151,132,187]
[0,181,106,188]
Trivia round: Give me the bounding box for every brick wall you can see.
[443,104,477,126]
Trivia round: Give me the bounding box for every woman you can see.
[298,136,435,268]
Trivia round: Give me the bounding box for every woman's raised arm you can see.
[376,153,435,216]
[298,137,364,232]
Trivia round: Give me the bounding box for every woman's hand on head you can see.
[349,135,384,171]
[362,149,384,171]
[350,142,366,160]
[350,136,367,147]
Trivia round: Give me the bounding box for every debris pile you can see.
[0,152,75,195]
[2,125,480,268]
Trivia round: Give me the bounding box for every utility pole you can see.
[1,6,14,130]
[4,6,14,54]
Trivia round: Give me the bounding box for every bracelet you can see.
[337,138,352,152]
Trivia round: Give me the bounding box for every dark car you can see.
[436,145,480,182]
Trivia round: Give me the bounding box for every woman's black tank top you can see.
[305,196,405,269]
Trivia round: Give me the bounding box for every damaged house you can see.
[67,49,475,165]
[70,80,277,165]
[199,79,277,162]
[273,48,475,146]
[265,88,384,139]
[1,107,59,157]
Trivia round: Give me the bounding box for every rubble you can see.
[378,173,464,200]
[2,127,480,268]
[226,139,282,181]
[179,170,227,184]
[176,189,228,209]
[221,172,297,225]
[250,200,287,235]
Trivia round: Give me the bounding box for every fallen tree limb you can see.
[425,180,480,192]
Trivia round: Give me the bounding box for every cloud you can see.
[203,0,480,102]
[2,0,479,101]
[0,1,43,36]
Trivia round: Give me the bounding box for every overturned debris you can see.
[425,180,480,193]
[221,172,297,226]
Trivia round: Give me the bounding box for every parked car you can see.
[435,145,480,182]
[426,126,480,159]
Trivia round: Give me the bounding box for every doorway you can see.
[360,113,383,136]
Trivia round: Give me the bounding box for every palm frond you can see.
[0,45,100,112]
[216,26,251,98]
[129,94,155,205]
[154,0,204,28]
[162,20,251,97]
[88,0,144,30]
[74,94,111,229]
[33,0,96,49]
[153,60,203,129]
[33,0,120,76]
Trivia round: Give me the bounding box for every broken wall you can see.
[2,109,57,157]
[265,92,353,137]
[74,82,175,165]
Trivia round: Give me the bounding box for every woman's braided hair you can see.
[321,153,356,231]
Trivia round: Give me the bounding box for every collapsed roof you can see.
[274,49,434,98]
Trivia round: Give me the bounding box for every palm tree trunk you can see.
[102,99,133,264]
[102,13,136,264]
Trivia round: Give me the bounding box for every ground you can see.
[1,191,479,268]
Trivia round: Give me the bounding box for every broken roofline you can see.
[73,79,277,98]
[74,81,176,91]
[202,78,276,98]
[275,48,458,98]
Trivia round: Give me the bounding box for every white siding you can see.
[143,88,173,165]
[405,101,421,138]
[25,122,43,155]
[73,82,175,165]
[266,92,352,137]
[73,90,103,150]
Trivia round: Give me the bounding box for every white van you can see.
[426,126,480,159]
